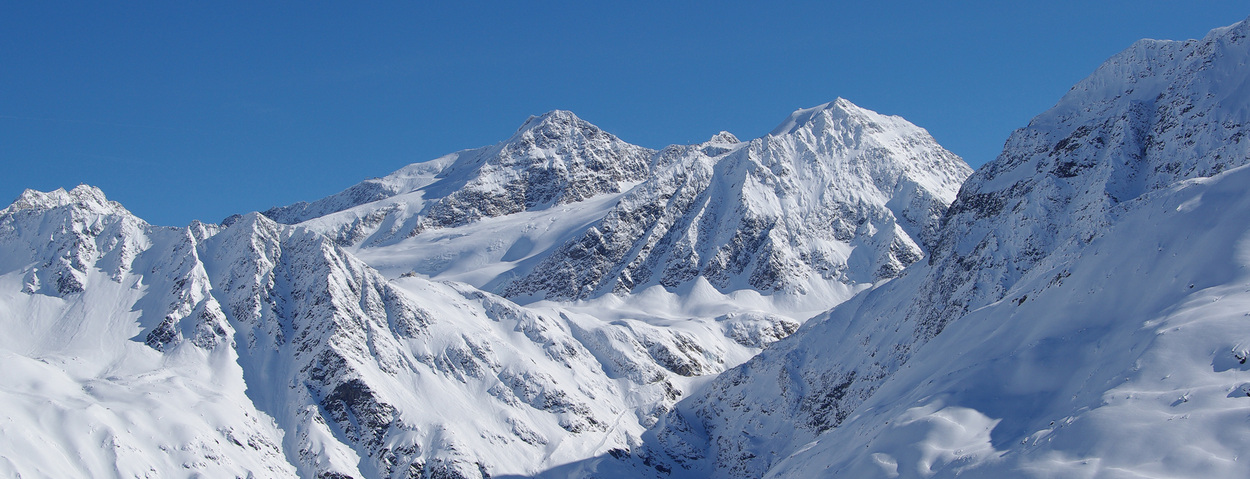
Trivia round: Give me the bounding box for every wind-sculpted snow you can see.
[508,98,970,301]
[619,17,1250,479]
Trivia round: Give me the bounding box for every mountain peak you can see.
[705,131,740,145]
[512,109,595,138]
[768,97,873,136]
[5,184,123,216]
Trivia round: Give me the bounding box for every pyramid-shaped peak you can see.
[512,109,598,137]
[501,109,638,153]
[706,131,741,145]
[768,97,881,137]
[527,109,581,123]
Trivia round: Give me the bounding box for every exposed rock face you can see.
[506,99,970,300]
[423,110,654,228]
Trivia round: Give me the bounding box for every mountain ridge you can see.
[0,97,972,478]
[256,98,970,308]
[608,15,1250,479]
[261,109,655,246]
[506,97,969,301]
[8,16,1250,477]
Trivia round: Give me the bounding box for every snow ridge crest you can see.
[5,184,123,216]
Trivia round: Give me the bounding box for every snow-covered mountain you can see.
[273,100,968,311]
[16,14,1249,479]
[0,187,294,477]
[0,98,969,478]
[507,99,969,301]
[0,185,769,478]
[609,15,1250,479]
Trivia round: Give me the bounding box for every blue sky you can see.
[2,2,1247,227]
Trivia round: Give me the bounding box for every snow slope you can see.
[767,154,1250,479]
[615,15,1250,479]
[0,186,295,478]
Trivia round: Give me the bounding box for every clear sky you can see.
[3,1,1247,227]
